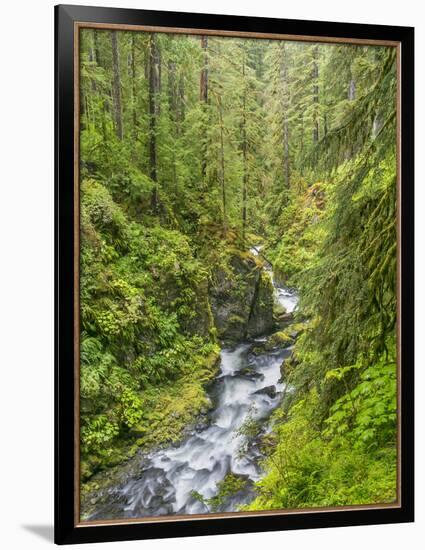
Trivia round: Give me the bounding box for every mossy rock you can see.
[210,249,273,342]
[251,346,265,356]
[273,301,287,318]
[289,322,307,339]
[275,312,294,326]
[239,365,265,380]
[264,330,294,351]
[246,270,275,338]
[280,352,298,380]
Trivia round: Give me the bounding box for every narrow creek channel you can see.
[87,250,298,520]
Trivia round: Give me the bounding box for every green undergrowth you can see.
[80,177,221,482]
[244,356,397,511]
[268,181,327,287]
[80,351,219,481]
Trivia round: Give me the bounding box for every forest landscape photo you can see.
[77,27,399,522]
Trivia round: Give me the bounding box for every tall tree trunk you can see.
[283,118,290,186]
[345,72,356,157]
[148,34,160,211]
[200,36,209,103]
[348,77,356,101]
[177,73,185,133]
[111,31,123,140]
[91,30,107,142]
[312,45,319,144]
[168,60,177,122]
[93,30,101,68]
[144,46,149,81]
[131,33,137,140]
[299,112,304,176]
[280,44,290,188]
[372,115,383,139]
[241,49,248,243]
[167,47,178,196]
[89,30,97,93]
[157,47,162,116]
[217,95,227,230]
[80,91,89,129]
[200,36,209,180]
[371,49,382,140]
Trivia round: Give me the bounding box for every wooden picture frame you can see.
[55,4,414,545]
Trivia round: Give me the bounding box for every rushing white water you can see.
[276,287,298,314]
[88,253,298,520]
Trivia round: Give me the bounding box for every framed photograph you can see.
[55,4,414,545]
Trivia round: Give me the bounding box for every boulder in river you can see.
[210,250,274,343]
[254,385,277,399]
[251,329,294,354]
[264,330,294,351]
[238,365,265,381]
[247,271,275,339]
[276,311,294,325]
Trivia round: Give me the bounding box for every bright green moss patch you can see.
[264,330,294,350]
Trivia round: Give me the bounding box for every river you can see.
[87,252,298,520]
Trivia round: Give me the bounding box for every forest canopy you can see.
[79,28,397,516]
